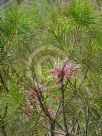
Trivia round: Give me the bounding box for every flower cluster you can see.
[48,108,55,118]
[22,89,37,117]
[26,83,44,99]
[22,83,44,116]
[26,90,37,100]
[51,62,80,83]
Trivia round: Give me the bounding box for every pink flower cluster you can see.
[51,62,80,80]
[22,89,36,117]
[26,83,44,101]
[26,90,37,99]
[22,83,44,116]
[48,108,55,118]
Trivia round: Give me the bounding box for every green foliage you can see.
[0,0,102,135]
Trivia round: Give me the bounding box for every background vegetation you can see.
[0,0,102,136]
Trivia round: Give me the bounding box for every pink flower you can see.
[35,82,44,92]
[25,83,45,105]
[51,62,80,80]
[51,68,62,78]
[26,90,37,99]
[48,108,55,118]
[64,63,80,79]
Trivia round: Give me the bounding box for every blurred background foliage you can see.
[0,0,102,136]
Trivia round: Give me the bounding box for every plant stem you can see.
[50,120,56,136]
[0,118,7,136]
[61,80,69,136]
